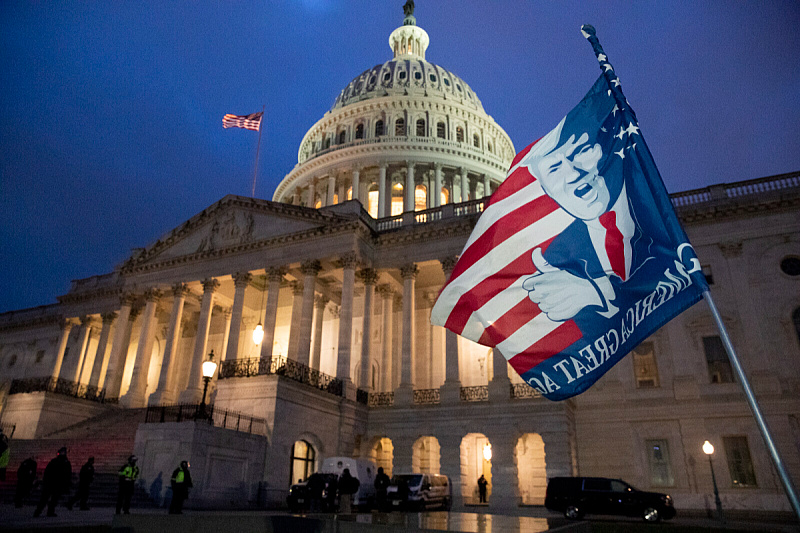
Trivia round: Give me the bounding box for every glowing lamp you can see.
[703,440,714,455]
[483,443,492,462]
[252,323,264,345]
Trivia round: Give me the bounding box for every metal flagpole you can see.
[581,24,800,520]
[704,290,800,519]
[251,105,265,197]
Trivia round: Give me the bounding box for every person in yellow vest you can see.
[116,455,139,514]
[169,460,193,514]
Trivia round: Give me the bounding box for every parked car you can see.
[287,472,339,512]
[545,476,676,522]
[386,473,451,511]
[319,457,377,509]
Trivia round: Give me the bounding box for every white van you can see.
[319,457,377,508]
[386,473,451,510]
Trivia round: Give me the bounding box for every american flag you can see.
[222,112,263,131]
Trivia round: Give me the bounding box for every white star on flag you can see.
[615,148,625,159]
[597,53,607,62]
[603,64,614,72]
[626,123,640,136]
[611,104,619,116]
[612,78,621,87]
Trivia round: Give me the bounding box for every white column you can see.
[104,295,137,399]
[297,260,321,366]
[311,295,329,371]
[489,348,511,402]
[260,267,286,359]
[434,163,443,207]
[225,272,252,362]
[286,281,304,361]
[327,175,336,206]
[307,180,316,207]
[51,318,76,381]
[179,279,219,404]
[405,161,415,212]
[483,174,491,198]
[70,316,94,384]
[440,257,461,384]
[358,268,378,390]
[378,163,387,218]
[149,283,189,405]
[88,312,116,389]
[336,252,358,386]
[460,168,469,202]
[120,288,162,408]
[377,285,394,392]
[396,263,418,405]
[351,168,360,204]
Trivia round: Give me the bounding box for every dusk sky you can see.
[1,1,799,313]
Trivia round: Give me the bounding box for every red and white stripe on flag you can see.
[222,112,263,131]
[430,140,583,378]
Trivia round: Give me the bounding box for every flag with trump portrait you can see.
[431,32,708,401]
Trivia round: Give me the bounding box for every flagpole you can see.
[251,105,265,197]
[703,290,800,518]
[581,24,800,519]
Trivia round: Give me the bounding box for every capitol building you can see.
[1,6,799,515]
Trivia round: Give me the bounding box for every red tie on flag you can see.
[599,211,626,280]
[222,112,263,131]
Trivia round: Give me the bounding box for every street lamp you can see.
[703,440,725,522]
[200,350,217,418]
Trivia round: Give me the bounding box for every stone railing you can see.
[460,385,489,402]
[9,377,112,404]
[367,383,543,407]
[305,134,501,164]
[368,392,395,407]
[144,403,267,436]
[413,388,440,405]
[510,383,542,399]
[376,197,487,231]
[670,171,800,208]
[218,356,343,397]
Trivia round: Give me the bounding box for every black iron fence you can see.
[144,403,267,436]
[9,377,112,403]
[218,355,343,397]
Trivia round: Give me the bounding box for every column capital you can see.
[357,268,379,286]
[337,252,360,270]
[233,272,253,288]
[290,280,304,295]
[120,292,137,307]
[330,304,341,319]
[129,305,143,320]
[172,283,191,298]
[424,290,438,305]
[202,278,221,293]
[440,256,460,277]
[434,162,444,172]
[400,263,419,280]
[59,316,79,330]
[301,260,322,276]
[79,315,97,327]
[101,311,118,325]
[314,294,330,309]
[268,266,288,282]
[377,284,394,299]
[144,288,162,303]
[379,161,389,170]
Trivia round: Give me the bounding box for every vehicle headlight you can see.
[661,494,672,505]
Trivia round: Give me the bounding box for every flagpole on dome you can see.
[251,105,265,197]
[581,25,800,520]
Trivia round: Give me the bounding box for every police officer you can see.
[169,460,192,514]
[116,455,139,514]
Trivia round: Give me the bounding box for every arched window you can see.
[416,119,426,137]
[415,184,427,211]
[437,122,446,139]
[346,186,352,201]
[368,185,379,218]
[355,124,364,139]
[473,134,480,148]
[314,198,322,209]
[456,127,464,143]
[375,120,385,137]
[290,440,316,484]
[337,130,346,144]
[395,118,405,136]
[440,187,449,205]
[391,182,404,216]
[323,136,331,149]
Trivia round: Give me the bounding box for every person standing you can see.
[477,475,488,503]
[337,468,359,514]
[34,447,71,517]
[374,467,390,511]
[14,456,37,508]
[306,473,325,512]
[169,461,193,514]
[0,427,9,481]
[116,455,139,515]
[67,457,94,510]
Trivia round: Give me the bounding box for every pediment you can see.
[123,196,350,269]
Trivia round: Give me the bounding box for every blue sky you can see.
[1,0,799,312]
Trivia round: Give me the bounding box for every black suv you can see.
[545,477,676,522]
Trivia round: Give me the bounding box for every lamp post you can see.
[199,350,217,418]
[703,440,725,523]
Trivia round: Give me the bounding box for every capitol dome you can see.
[273,8,515,219]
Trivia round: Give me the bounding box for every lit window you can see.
[437,122,446,139]
[346,187,352,201]
[314,199,322,209]
[415,185,427,211]
[724,436,757,487]
[632,342,659,388]
[333,193,339,204]
[391,182,404,215]
[395,118,405,136]
[375,120,384,137]
[703,335,734,383]
[368,189,379,218]
[456,127,464,143]
[416,119,425,137]
[646,439,674,487]
[290,440,316,484]
[440,188,449,205]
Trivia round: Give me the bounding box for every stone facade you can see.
[1,11,799,514]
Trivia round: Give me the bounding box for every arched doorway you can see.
[461,433,492,503]
[516,433,547,504]
[412,436,440,474]
[369,437,394,477]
